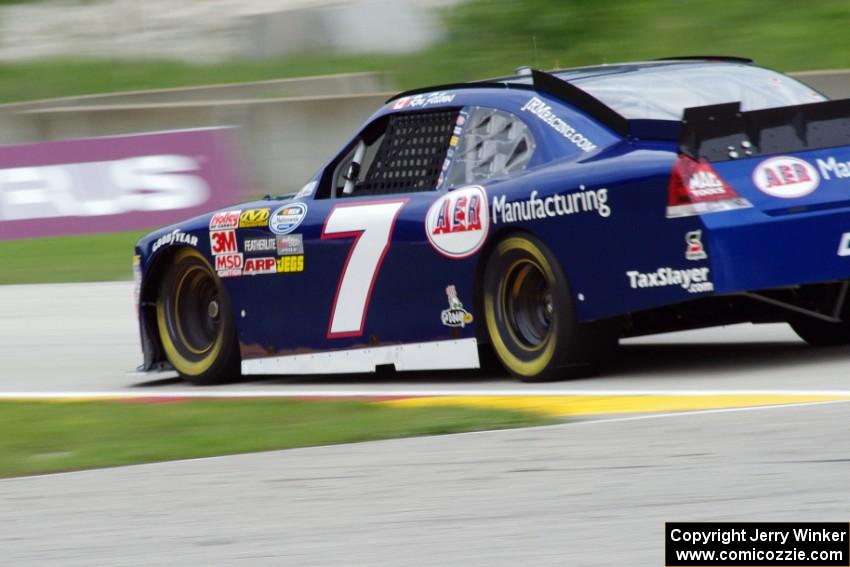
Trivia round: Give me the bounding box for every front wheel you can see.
[156,248,241,385]
[482,233,616,382]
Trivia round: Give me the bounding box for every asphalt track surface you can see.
[4,282,850,564]
[2,401,849,565]
[3,281,850,394]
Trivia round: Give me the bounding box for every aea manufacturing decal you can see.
[752,156,819,199]
[491,186,610,224]
[269,202,308,235]
[425,185,489,259]
[626,267,714,294]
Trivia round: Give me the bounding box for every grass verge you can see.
[0,399,554,478]
[0,229,148,284]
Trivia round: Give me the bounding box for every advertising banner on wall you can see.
[0,128,244,240]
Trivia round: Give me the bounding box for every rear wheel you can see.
[156,248,240,385]
[482,233,616,382]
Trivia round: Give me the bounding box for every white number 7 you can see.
[322,199,408,338]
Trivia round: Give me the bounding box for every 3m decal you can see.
[215,253,243,277]
[441,285,473,328]
[425,185,488,259]
[492,186,610,224]
[685,230,707,261]
[239,208,270,228]
[322,199,407,338]
[209,209,241,230]
[277,255,304,273]
[626,267,713,294]
[210,230,238,255]
[520,97,597,152]
[243,237,276,254]
[276,234,304,256]
[151,229,198,252]
[270,202,308,235]
[243,257,277,275]
[753,156,819,199]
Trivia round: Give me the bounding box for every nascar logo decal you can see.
[425,185,489,259]
[753,156,819,199]
[269,202,308,235]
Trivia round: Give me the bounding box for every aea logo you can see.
[425,185,489,259]
[752,156,819,199]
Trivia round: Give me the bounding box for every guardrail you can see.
[0,70,847,198]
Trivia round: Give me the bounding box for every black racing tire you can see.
[789,317,850,347]
[482,233,616,382]
[156,248,241,385]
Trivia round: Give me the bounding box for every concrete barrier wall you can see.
[0,70,848,198]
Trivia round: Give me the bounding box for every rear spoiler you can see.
[680,99,850,162]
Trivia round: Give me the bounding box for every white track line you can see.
[3,389,850,399]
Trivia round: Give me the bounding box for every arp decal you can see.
[685,230,707,261]
[425,185,489,259]
[239,208,270,228]
[209,209,241,230]
[441,285,473,328]
[243,257,277,275]
[269,202,308,235]
[753,156,819,199]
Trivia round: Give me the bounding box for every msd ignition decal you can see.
[209,209,241,230]
[441,285,473,328]
[626,267,713,294]
[492,186,610,224]
[151,229,198,252]
[685,230,707,261]
[520,97,597,153]
[753,156,819,198]
[269,202,307,235]
[425,185,488,258]
[391,91,455,110]
[210,229,241,277]
[239,208,270,228]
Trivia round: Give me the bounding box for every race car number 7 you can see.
[321,199,408,338]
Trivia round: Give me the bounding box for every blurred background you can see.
[2,0,850,284]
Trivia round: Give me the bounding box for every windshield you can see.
[556,63,825,120]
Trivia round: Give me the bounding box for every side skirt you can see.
[241,338,480,375]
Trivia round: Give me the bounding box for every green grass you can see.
[0,399,553,477]
[0,229,148,284]
[1,0,850,104]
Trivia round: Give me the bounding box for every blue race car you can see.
[135,56,850,384]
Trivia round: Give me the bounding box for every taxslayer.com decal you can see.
[425,185,489,259]
[752,156,819,199]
